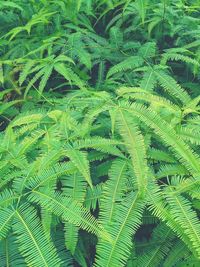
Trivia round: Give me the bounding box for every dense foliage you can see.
[0,0,200,266]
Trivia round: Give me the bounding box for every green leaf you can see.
[120,102,200,174]
[107,56,143,78]
[116,109,148,193]
[95,192,145,267]
[14,204,62,267]
[29,190,110,242]
[0,208,15,240]
[66,148,93,188]
[0,1,23,11]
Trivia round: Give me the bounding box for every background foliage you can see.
[0,0,200,266]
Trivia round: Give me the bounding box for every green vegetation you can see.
[0,0,200,266]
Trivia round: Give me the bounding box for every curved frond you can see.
[107,56,143,78]
[29,190,110,241]
[165,192,200,258]
[154,70,191,105]
[13,204,62,267]
[95,192,145,267]
[0,208,15,240]
[116,109,148,193]
[99,159,128,224]
[136,224,174,267]
[120,102,200,174]
[66,148,92,188]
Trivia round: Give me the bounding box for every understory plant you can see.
[0,0,200,266]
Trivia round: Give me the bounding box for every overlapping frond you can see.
[29,190,110,241]
[120,102,200,174]
[13,204,62,267]
[1,1,200,266]
[136,224,175,267]
[116,108,148,193]
[95,192,145,267]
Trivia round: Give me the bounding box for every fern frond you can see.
[27,163,76,190]
[147,183,194,250]
[156,164,188,179]
[164,192,200,258]
[140,69,157,91]
[163,240,191,267]
[95,192,145,267]
[38,65,54,95]
[24,67,46,97]
[19,61,36,86]
[0,1,23,11]
[117,87,181,113]
[116,108,148,193]
[154,70,191,105]
[136,224,174,267]
[99,159,128,224]
[66,148,92,188]
[96,61,105,89]
[170,177,200,198]
[10,113,44,127]
[74,137,123,157]
[148,148,176,163]
[29,190,110,241]
[64,224,79,255]
[107,56,143,78]
[120,102,200,174]
[0,100,22,116]
[16,129,45,156]
[41,208,53,240]
[0,208,15,240]
[0,235,26,267]
[14,204,62,267]
[62,172,86,201]
[161,53,200,67]
[0,189,18,208]
[177,127,200,145]
[183,95,200,115]
[54,63,85,89]
[53,231,73,267]
[62,172,87,254]
[84,183,102,210]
